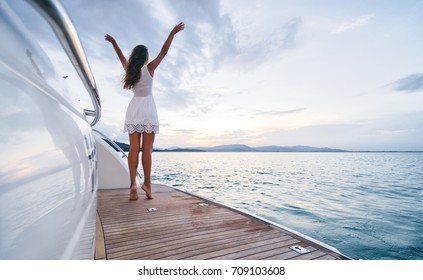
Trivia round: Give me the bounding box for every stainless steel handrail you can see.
[27,0,101,126]
[93,129,142,180]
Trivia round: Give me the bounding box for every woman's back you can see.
[132,65,153,97]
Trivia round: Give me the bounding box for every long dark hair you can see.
[123,45,148,89]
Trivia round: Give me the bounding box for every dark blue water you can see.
[150,152,423,260]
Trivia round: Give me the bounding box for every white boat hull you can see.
[0,1,97,259]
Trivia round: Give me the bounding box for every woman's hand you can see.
[104,34,116,44]
[172,22,185,34]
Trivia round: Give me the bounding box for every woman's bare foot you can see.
[129,185,138,200]
[141,184,153,199]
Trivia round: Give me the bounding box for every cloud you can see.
[334,14,374,33]
[64,0,159,46]
[255,108,306,117]
[192,129,260,146]
[231,17,302,68]
[392,73,423,93]
[259,111,423,151]
[274,17,302,49]
[155,87,196,111]
[163,1,303,76]
[164,0,238,70]
[60,0,303,116]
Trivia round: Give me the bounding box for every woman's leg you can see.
[128,132,141,200]
[141,132,155,199]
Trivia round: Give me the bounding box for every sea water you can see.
[149,152,423,260]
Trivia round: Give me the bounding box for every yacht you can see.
[1,0,349,260]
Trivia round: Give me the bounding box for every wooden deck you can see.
[96,184,349,260]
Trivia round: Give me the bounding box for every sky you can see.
[9,0,423,151]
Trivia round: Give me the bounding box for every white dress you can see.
[123,65,159,134]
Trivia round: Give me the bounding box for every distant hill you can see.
[253,145,346,152]
[155,148,207,152]
[106,141,347,153]
[204,144,346,152]
[200,144,255,152]
[159,144,347,152]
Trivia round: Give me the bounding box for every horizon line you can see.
[111,140,422,152]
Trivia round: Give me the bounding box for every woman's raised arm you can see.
[148,22,185,75]
[105,34,128,69]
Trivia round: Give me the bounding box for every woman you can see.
[105,22,184,200]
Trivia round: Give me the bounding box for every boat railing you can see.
[92,129,142,179]
[27,0,101,126]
